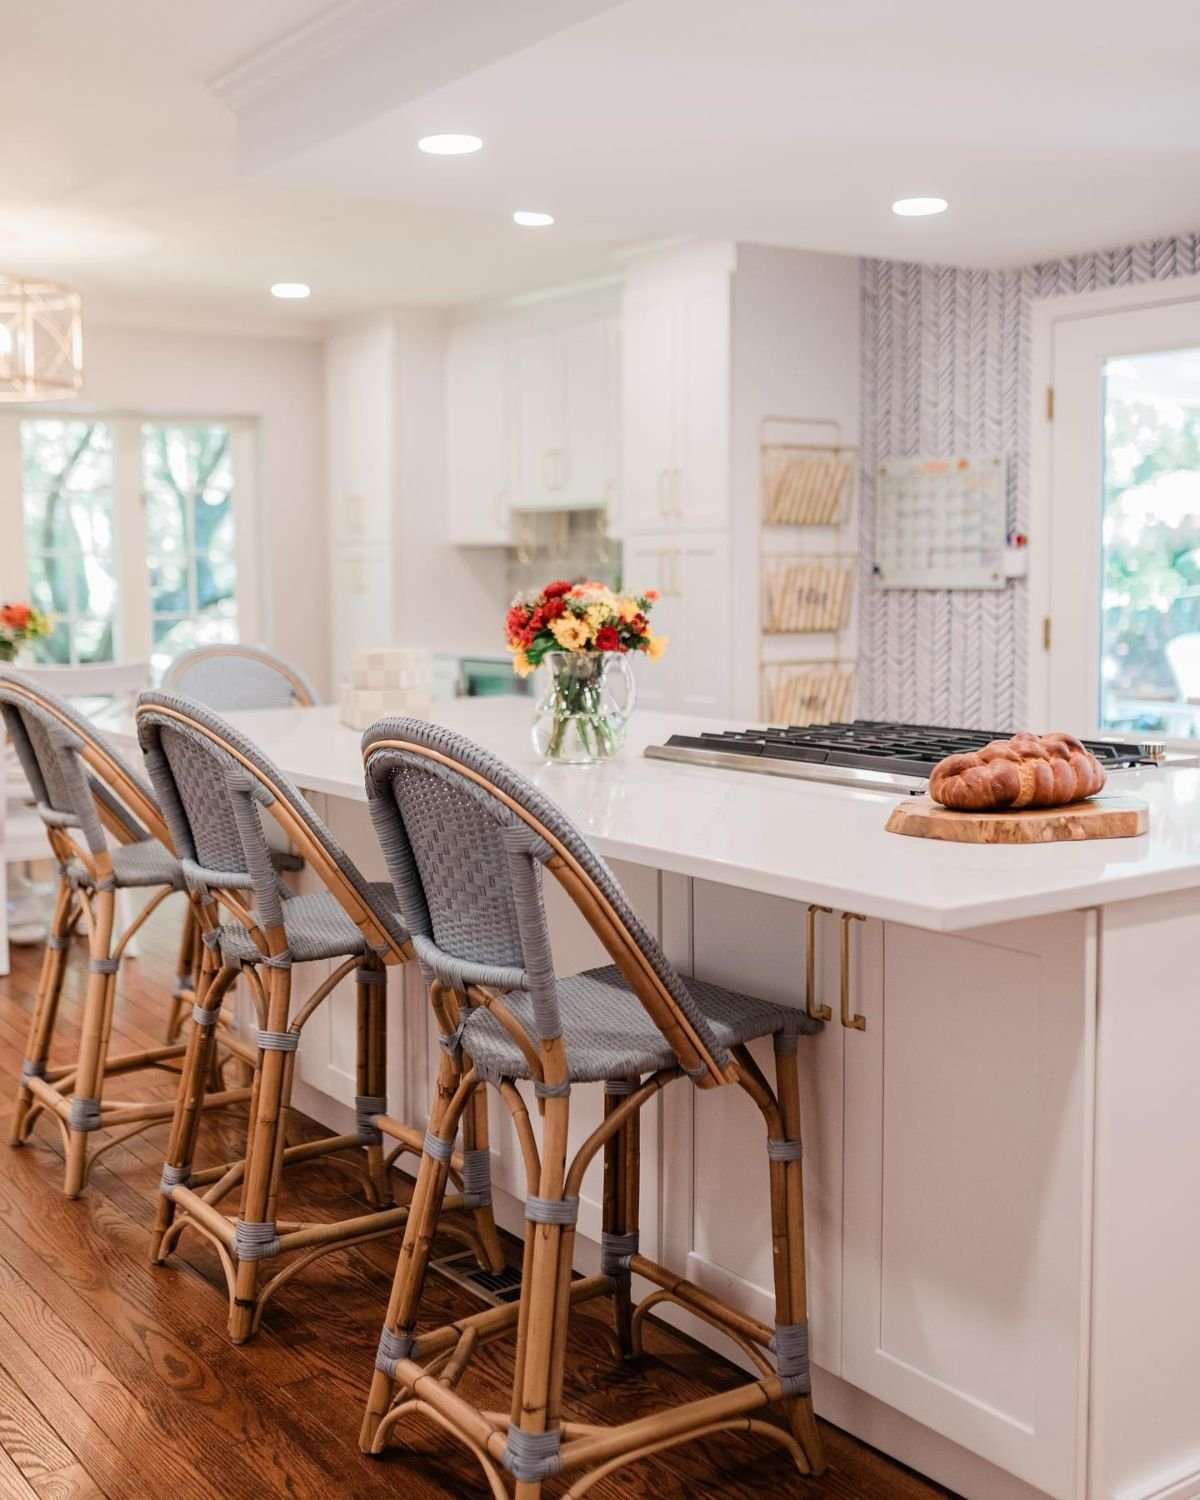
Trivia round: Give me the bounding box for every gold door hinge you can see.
[1046,386,1055,421]
[1043,616,1052,651]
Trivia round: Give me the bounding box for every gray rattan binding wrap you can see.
[162,645,319,711]
[136,692,409,964]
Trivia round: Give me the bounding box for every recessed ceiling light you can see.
[418,133,483,155]
[513,210,554,228]
[271,282,311,299]
[892,197,948,217]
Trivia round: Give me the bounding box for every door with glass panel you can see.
[1,414,258,676]
[1048,299,1200,740]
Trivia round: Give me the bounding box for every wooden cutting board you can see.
[885,793,1149,844]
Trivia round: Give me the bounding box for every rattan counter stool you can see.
[357,719,827,1498]
[0,670,238,1198]
[135,693,504,1343]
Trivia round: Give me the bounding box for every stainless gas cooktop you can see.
[644,720,1167,795]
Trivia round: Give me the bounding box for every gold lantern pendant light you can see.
[0,275,84,400]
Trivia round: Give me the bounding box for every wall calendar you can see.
[873,454,1008,590]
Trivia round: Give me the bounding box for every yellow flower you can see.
[584,602,612,634]
[551,614,590,651]
[617,598,639,623]
[646,634,669,662]
[511,650,535,678]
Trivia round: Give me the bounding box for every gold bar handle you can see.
[805,904,832,1021]
[840,911,867,1031]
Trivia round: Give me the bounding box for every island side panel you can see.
[1090,891,1200,1500]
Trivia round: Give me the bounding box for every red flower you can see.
[505,605,528,637]
[543,596,565,620]
[528,607,546,631]
[0,603,30,629]
[631,613,647,633]
[594,625,621,652]
[543,580,572,599]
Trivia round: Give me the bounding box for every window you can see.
[21,420,117,664]
[143,423,238,676]
[1,412,258,677]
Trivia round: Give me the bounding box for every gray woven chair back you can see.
[362,718,732,1074]
[0,668,150,856]
[161,644,318,711]
[136,691,405,953]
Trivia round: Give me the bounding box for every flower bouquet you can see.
[0,602,51,664]
[506,580,667,763]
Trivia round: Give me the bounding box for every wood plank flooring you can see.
[0,897,960,1498]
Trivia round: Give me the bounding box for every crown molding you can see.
[209,0,408,112]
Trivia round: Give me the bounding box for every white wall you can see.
[730,244,861,721]
[78,321,330,693]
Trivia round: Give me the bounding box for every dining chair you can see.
[162,643,318,710]
[135,691,503,1343]
[357,718,826,1497]
[0,669,239,1198]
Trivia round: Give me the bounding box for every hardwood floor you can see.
[0,896,960,1499]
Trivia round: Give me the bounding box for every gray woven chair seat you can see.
[66,839,184,891]
[460,963,820,1084]
[212,884,404,968]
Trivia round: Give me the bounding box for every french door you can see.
[1047,296,1200,739]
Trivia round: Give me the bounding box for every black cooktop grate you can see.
[656,720,1158,778]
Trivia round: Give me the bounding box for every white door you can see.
[511,330,562,508]
[842,913,1094,1499]
[560,319,611,506]
[1046,295,1200,738]
[446,328,511,545]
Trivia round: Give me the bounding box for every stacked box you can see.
[339,648,433,730]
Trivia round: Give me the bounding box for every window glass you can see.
[20,420,116,663]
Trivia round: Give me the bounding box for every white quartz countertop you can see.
[100,699,1200,934]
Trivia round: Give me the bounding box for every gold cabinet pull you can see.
[805,904,832,1021]
[840,911,867,1031]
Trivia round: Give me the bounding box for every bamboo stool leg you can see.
[228,961,293,1344]
[601,1080,640,1357]
[357,966,390,1208]
[771,1038,825,1477]
[11,874,73,1147]
[461,1066,505,1272]
[166,901,199,1043]
[508,1092,572,1500]
[63,884,117,1198]
[150,954,235,1263]
[360,1038,462,1452]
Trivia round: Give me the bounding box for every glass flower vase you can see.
[531,650,636,765]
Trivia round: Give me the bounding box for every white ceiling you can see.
[4,0,1200,328]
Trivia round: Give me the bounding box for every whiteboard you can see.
[873,454,1008,590]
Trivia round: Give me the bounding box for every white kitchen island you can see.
[103,699,1200,1500]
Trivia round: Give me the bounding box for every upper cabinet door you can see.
[622,272,730,534]
[560,319,612,506]
[622,289,678,535]
[447,328,511,546]
[511,329,562,508]
[675,279,730,530]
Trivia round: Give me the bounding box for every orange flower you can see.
[0,603,30,629]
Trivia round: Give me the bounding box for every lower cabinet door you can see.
[841,912,1094,1500]
[659,880,849,1378]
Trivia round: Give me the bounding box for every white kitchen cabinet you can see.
[329,546,393,688]
[447,325,512,545]
[662,884,853,1379]
[841,912,1093,1500]
[326,322,394,546]
[624,532,731,716]
[622,271,730,534]
[511,319,615,511]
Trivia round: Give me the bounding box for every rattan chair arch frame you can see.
[162,643,318,709]
[358,723,826,1497]
[0,670,239,1197]
[134,694,505,1343]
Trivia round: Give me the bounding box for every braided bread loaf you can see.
[929,732,1106,810]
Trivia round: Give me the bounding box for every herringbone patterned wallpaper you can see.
[859,234,1200,726]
